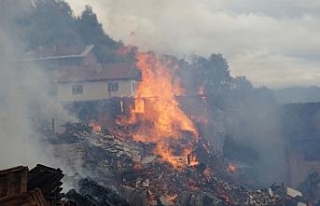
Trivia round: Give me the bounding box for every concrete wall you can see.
[57,80,138,102]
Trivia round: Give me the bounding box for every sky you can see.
[66,0,320,88]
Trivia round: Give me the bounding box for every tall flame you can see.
[129,52,199,168]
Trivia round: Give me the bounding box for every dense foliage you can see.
[18,0,126,62]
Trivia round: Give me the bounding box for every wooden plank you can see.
[0,166,28,198]
[0,188,47,206]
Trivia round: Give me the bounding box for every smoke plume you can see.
[0,0,74,169]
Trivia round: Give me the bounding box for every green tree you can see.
[19,0,125,63]
[75,6,122,62]
[21,0,82,49]
[192,54,232,100]
[231,76,253,91]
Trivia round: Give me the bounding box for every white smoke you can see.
[66,0,320,88]
[0,0,75,169]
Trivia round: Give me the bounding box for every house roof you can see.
[58,61,141,83]
[21,45,94,62]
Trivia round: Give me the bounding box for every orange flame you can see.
[198,85,205,96]
[187,153,199,166]
[129,52,199,168]
[117,45,136,56]
[166,194,178,203]
[89,120,102,134]
[226,164,237,173]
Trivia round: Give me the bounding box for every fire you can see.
[166,194,178,202]
[133,162,142,170]
[226,164,237,173]
[198,85,205,96]
[133,52,198,138]
[187,153,199,166]
[117,45,136,56]
[89,120,102,134]
[128,52,199,168]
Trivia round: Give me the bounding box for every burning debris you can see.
[5,41,310,206]
[43,122,309,206]
[0,121,312,205]
[116,52,200,169]
[1,0,318,205]
[18,50,311,205]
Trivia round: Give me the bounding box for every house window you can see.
[108,82,118,92]
[72,85,83,94]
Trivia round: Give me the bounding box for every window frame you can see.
[108,82,118,92]
[72,84,83,95]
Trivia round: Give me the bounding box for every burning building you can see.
[20,45,141,102]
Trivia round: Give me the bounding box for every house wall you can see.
[57,80,138,102]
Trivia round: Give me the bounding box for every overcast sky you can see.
[66,0,320,88]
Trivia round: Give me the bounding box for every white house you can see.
[57,62,141,102]
[20,45,141,102]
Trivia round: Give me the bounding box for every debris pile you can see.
[0,164,133,206]
[49,122,309,206]
[0,121,311,205]
[0,164,63,206]
[299,172,320,205]
[64,178,131,206]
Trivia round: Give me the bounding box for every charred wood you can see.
[77,178,131,206]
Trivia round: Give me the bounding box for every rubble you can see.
[0,164,64,206]
[179,191,224,206]
[48,122,311,206]
[276,187,303,198]
[299,172,320,205]
[0,166,28,198]
[28,164,64,204]
[63,189,98,206]
[63,178,131,206]
[1,122,308,205]
[0,164,134,206]
[0,188,47,206]
[158,195,173,206]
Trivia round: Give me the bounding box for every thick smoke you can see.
[66,0,320,88]
[10,0,301,188]
[224,89,288,186]
[0,0,41,168]
[0,0,75,169]
[65,0,289,186]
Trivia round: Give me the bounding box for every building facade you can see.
[57,62,140,102]
[21,45,141,102]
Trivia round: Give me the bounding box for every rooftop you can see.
[58,61,141,83]
[21,45,94,62]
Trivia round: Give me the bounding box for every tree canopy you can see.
[19,0,123,62]
[191,54,232,96]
